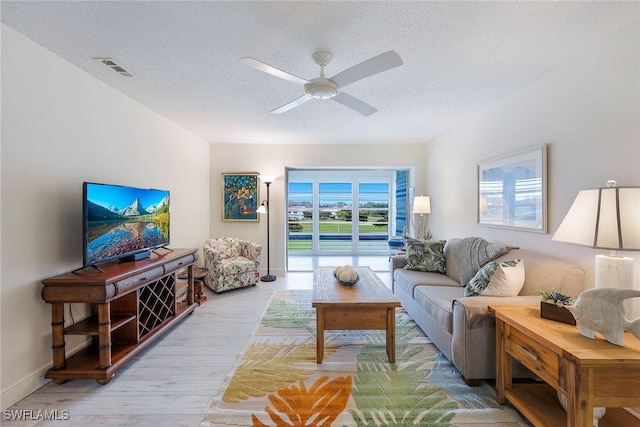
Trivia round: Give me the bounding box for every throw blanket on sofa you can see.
[452,237,516,285]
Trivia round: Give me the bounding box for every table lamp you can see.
[413,195,431,240]
[551,181,640,292]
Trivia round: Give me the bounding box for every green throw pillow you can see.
[404,238,446,273]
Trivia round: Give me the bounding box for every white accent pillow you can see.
[480,259,525,297]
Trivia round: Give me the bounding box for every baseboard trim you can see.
[1,341,87,411]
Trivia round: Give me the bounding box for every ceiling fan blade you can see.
[240,57,310,86]
[271,95,311,114]
[331,92,377,116]
[330,50,403,89]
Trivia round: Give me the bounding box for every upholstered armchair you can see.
[203,237,262,293]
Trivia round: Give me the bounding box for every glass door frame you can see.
[285,167,414,268]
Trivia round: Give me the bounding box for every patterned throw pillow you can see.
[404,237,446,273]
[464,259,524,297]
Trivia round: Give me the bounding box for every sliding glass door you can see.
[287,182,313,251]
[318,182,353,251]
[358,182,389,250]
[287,169,405,256]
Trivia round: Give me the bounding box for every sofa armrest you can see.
[451,295,541,381]
[390,255,407,291]
[454,295,541,329]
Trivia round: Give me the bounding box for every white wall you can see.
[209,143,427,276]
[0,25,211,409]
[426,23,640,294]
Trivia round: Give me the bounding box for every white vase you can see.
[557,391,606,427]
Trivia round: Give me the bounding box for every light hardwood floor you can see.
[8,260,392,426]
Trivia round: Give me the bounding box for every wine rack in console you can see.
[41,248,198,384]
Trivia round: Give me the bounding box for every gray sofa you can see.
[391,237,585,385]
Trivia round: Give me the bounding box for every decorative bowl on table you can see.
[335,275,360,286]
[334,265,359,286]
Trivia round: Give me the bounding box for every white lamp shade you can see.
[259,175,277,184]
[413,196,431,214]
[552,186,640,250]
[257,204,267,214]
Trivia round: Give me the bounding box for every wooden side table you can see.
[489,305,640,427]
[178,267,207,305]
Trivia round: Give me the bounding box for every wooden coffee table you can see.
[312,266,401,363]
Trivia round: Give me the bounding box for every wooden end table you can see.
[312,266,401,364]
[490,305,640,427]
[178,267,207,305]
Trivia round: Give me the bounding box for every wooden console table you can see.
[490,305,640,427]
[41,248,199,384]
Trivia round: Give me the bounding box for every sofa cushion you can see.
[494,249,586,297]
[221,256,255,275]
[404,237,446,273]
[216,237,242,257]
[443,239,462,283]
[413,285,463,334]
[394,269,459,298]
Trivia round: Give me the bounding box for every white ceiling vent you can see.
[94,57,133,77]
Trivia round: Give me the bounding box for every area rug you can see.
[202,289,526,427]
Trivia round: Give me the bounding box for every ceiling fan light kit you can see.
[304,80,338,100]
[240,50,403,116]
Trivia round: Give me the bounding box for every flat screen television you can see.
[83,182,170,266]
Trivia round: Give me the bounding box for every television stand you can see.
[41,248,198,384]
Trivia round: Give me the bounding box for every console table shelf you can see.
[41,248,199,384]
[64,314,136,335]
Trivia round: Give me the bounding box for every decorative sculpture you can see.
[566,288,640,346]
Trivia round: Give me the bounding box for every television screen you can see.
[83,182,170,266]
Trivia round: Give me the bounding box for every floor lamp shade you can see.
[552,183,640,289]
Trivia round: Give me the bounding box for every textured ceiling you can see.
[2,1,638,145]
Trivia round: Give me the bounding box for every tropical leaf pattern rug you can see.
[202,290,526,427]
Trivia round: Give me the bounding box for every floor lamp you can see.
[257,176,276,282]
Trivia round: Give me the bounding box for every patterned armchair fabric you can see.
[203,237,262,293]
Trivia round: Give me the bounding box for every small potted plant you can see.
[538,289,576,325]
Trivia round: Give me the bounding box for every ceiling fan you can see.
[240,50,403,116]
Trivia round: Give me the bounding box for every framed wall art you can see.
[222,172,260,222]
[477,145,547,233]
